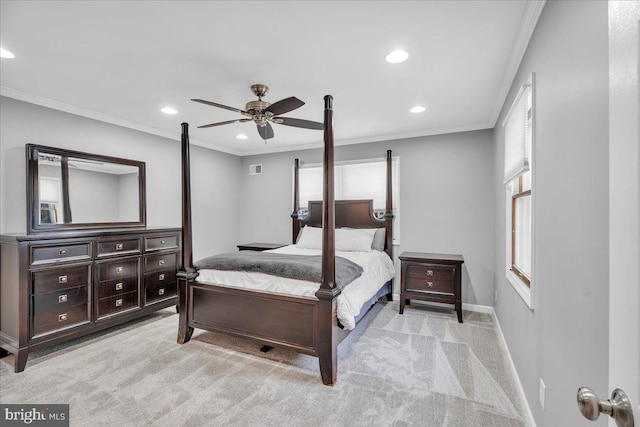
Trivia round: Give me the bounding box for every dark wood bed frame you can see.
[176,95,394,385]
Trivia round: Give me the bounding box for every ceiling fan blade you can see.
[257,122,274,140]
[265,97,305,116]
[198,118,251,129]
[191,99,247,114]
[275,117,324,130]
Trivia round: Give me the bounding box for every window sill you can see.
[506,270,534,310]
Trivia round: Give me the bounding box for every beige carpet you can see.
[0,301,528,426]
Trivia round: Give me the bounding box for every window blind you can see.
[503,81,532,184]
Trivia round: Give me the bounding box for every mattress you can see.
[195,245,395,330]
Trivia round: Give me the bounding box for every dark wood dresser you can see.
[0,227,181,372]
[399,252,464,323]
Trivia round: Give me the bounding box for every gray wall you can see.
[0,96,241,260]
[492,1,609,426]
[240,130,495,306]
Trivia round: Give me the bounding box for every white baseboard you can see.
[492,309,537,427]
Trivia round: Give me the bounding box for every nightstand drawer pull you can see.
[115,266,123,273]
[58,275,68,284]
[58,249,67,255]
[115,282,124,291]
[115,243,124,250]
[58,294,68,303]
[158,288,165,296]
[58,313,67,322]
[427,282,434,288]
[115,298,123,307]
[158,274,165,281]
[427,270,434,276]
[159,259,165,266]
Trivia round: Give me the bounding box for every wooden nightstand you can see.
[237,243,288,251]
[399,252,465,323]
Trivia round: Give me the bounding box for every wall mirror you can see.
[27,144,146,233]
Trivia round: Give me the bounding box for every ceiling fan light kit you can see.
[192,84,324,142]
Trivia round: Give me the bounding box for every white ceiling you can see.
[0,1,544,156]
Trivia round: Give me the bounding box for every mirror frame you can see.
[27,144,147,233]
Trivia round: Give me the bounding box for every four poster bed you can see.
[176,95,394,385]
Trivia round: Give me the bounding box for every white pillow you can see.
[335,227,376,252]
[296,226,376,252]
[296,226,323,249]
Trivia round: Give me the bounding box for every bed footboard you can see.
[188,283,319,354]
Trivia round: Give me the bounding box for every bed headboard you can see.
[292,150,394,260]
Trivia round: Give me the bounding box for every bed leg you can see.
[177,274,195,344]
[316,290,339,386]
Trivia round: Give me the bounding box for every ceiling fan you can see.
[192,84,324,141]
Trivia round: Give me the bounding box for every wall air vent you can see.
[249,164,263,175]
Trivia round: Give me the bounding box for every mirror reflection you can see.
[27,144,146,232]
[37,153,141,225]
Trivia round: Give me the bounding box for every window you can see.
[298,157,400,244]
[503,74,534,307]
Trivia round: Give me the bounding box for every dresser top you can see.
[1,226,181,242]
[399,252,464,264]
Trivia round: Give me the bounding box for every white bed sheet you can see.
[195,245,395,330]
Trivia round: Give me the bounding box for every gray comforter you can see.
[194,251,363,291]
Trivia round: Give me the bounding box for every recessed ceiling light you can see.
[0,48,15,59]
[161,106,178,114]
[410,106,426,113]
[236,134,248,140]
[386,50,408,64]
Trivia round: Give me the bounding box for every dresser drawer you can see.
[144,235,179,252]
[144,252,178,273]
[97,276,139,300]
[33,286,89,315]
[32,303,90,338]
[144,270,177,289]
[96,238,141,257]
[31,242,91,265]
[404,263,455,295]
[96,257,140,282]
[97,291,139,318]
[145,281,177,304]
[32,264,91,294]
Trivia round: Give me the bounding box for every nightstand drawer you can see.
[405,263,455,294]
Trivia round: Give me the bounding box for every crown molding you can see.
[488,0,546,127]
[0,86,243,156]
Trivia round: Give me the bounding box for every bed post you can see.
[385,149,394,261]
[177,122,197,344]
[316,95,339,386]
[291,158,300,243]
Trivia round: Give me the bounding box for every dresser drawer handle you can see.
[158,274,165,281]
[115,266,123,273]
[158,288,165,296]
[427,282,434,288]
[58,294,68,303]
[115,299,123,307]
[58,313,67,322]
[58,275,68,284]
[115,282,123,291]
[115,243,124,250]
[58,249,67,255]
[159,259,165,266]
[160,240,165,245]
[427,270,434,277]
